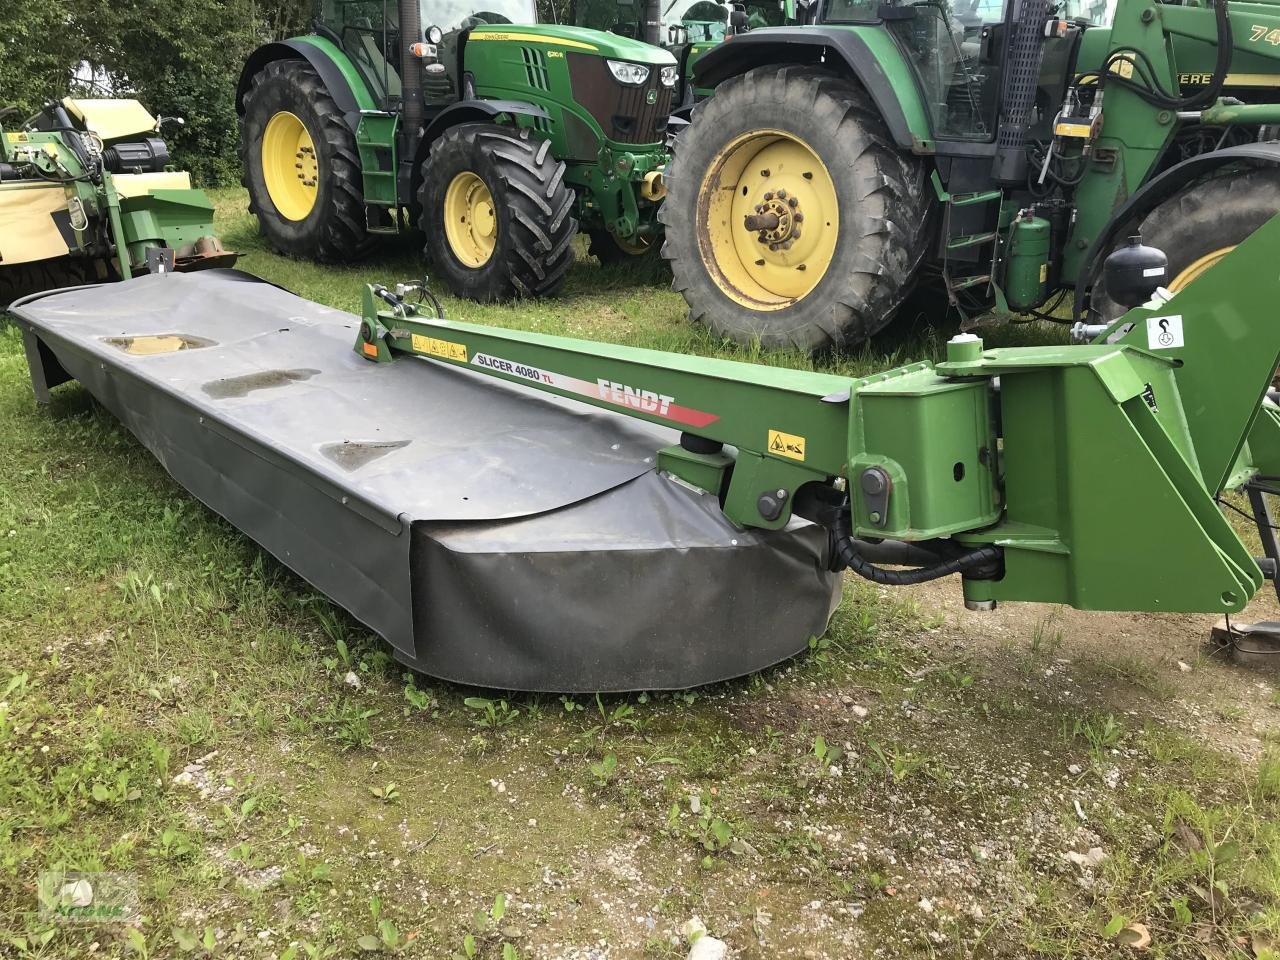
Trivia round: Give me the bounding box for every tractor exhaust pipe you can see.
[642,0,662,47]
[992,0,1052,184]
[400,0,424,137]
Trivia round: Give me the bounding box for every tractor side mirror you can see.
[728,4,749,31]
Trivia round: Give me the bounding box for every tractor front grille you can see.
[566,53,672,146]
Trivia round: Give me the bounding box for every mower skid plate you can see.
[12,271,840,691]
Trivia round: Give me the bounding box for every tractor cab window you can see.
[573,0,647,36]
[1060,0,1116,26]
[319,0,403,104]
[883,0,1007,141]
[670,0,785,38]
[572,0,784,42]
[421,0,538,33]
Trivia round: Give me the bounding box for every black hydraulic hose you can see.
[1073,0,1231,111]
[830,507,1002,586]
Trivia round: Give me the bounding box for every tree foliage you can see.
[0,0,313,185]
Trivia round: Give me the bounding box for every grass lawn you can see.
[1,189,1278,959]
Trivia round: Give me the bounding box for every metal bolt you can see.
[793,230,801,239]
[776,189,787,199]
[794,212,804,223]
[776,488,787,498]
[782,240,793,250]
[788,197,798,208]
[869,511,882,523]
[763,191,774,201]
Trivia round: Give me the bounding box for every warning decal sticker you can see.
[1145,315,1184,351]
[768,429,807,462]
[411,333,469,362]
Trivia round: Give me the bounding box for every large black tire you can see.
[1093,167,1280,321]
[660,65,934,353]
[239,59,370,262]
[587,228,661,266]
[419,125,576,300]
[0,258,95,309]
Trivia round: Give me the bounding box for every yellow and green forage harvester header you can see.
[0,97,234,304]
[359,212,1280,617]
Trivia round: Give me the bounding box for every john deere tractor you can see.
[570,0,790,105]
[661,0,1280,351]
[1,98,233,305]
[237,0,678,300]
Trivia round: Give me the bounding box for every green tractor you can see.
[1,98,233,305]
[570,0,790,106]
[661,0,1280,351]
[237,0,679,300]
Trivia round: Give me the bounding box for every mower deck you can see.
[12,271,841,691]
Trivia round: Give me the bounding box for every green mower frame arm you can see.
[356,214,1280,616]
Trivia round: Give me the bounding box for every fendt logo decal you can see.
[469,352,719,428]
[596,379,673,416]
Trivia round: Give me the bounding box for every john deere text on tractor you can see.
[237,0,678,300]
[0,98,233,305]
[661,0,1280,351]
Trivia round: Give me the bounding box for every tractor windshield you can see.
[571,0,782,41]
[420,0,538,32]
[1060,0,1116,25]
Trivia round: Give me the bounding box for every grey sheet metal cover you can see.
[13,271,841,690]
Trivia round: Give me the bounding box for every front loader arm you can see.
[356,213,1280,615]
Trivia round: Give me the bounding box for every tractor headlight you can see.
[659,65,679,88]
[606,60,651,85]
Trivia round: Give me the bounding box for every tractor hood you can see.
[468,23,676,64]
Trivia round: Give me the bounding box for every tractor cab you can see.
[315,0,541,110]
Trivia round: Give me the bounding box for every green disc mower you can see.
[0,98,234,305]
[237,0,679,301]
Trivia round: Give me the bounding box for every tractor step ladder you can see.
[940,188,1004,321]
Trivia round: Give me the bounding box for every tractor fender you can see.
[1075,142,1280,320]
[236,39,373,132]
[691,28,933,154]
[418,99,550,151]
[410,100,552,192]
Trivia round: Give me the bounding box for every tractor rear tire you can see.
[0,258,95,309]
[660,65,934,353]
[1093,167,1280,321]
[419,125,576,301]
[239,59,371,262]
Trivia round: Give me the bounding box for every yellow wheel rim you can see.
[444,171,497,267]
[1168,245,1235,292]
[696,130,837,311]
[615,234,655,255]
[261,111,318,222]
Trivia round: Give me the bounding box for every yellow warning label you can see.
[411,333,468,362]
[1108,58,1134,79]
[768,429,806,462]
[1039,262,1048,283]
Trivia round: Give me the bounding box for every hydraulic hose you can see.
[830,505,1003,585]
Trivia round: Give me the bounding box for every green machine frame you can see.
[354,211,1280,617]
